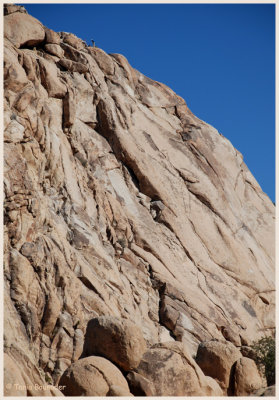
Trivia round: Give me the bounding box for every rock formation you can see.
[4,4,275,396]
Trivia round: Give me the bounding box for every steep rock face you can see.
[4,5,275,396]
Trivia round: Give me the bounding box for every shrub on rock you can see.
[252,336,275,386]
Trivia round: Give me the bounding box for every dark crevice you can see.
[122,162,140,190]
[228,360,237,396]
[78,276,105,302]
[188,142,219,178]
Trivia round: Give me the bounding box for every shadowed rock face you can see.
[4,4,275,396]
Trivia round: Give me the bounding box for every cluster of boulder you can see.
[57,316,265,396]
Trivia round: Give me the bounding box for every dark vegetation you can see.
[252,336,275,386]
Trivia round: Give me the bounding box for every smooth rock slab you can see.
[59,356,130,396]
[83,316,146,371]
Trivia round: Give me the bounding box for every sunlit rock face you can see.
[4,4,275,396]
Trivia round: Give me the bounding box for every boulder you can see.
[126,371,155,396]
[61,32,85,50]
[4,119,25,143]
[4,44,29,92]
[37,57,67,98]
[205,376,224,396]
[13,85,36,113]
[59,356,130,396]
[234,357,262,396]
[4,4,27,16]
[83,316,147,371]
[195,340,242,393]
[44,44,64,59]
[88,47,115,75]
[220,325,241,347]
[60,42,88,64]
[58,58,88,74]
[136,341,223,396]
[45,28,60,45]
[4,12,45,48]
[107,385,133,396]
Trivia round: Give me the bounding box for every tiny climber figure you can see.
[91,39,95,47]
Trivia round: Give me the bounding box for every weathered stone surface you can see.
[61,32,86,50]
[4,353,27,396]
[252,385,276,396]
[4,43,29,92]
[4,12,45,48]
[4,4,27,16]
[60,42,87,64]
[88,47,115,75]
[59,356,130,396]
[220,325,242,347]
[234,357,262,396]
[4,5,275,396]
[196,340,242,393]
[205,376,224,396]
[42,291,62,336]
[136,341,223,396]
[37,57,67,98]
[126,371,156,396]
[58,58,88,73]
[45,28,61,44]
[240,345,258,361]
[107,385,133,396]
[44,44,64,58]
[83,316,147,371]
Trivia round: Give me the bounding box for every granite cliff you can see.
[3,4,275,397]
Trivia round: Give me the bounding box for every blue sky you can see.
[22,3,275,202]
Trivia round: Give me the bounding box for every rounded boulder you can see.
[4,12,45,48]
[59,356,130,396]
[83,316,147,371]
[234,357,263,396]
[136,341,223,396]
[195,340,242,393]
